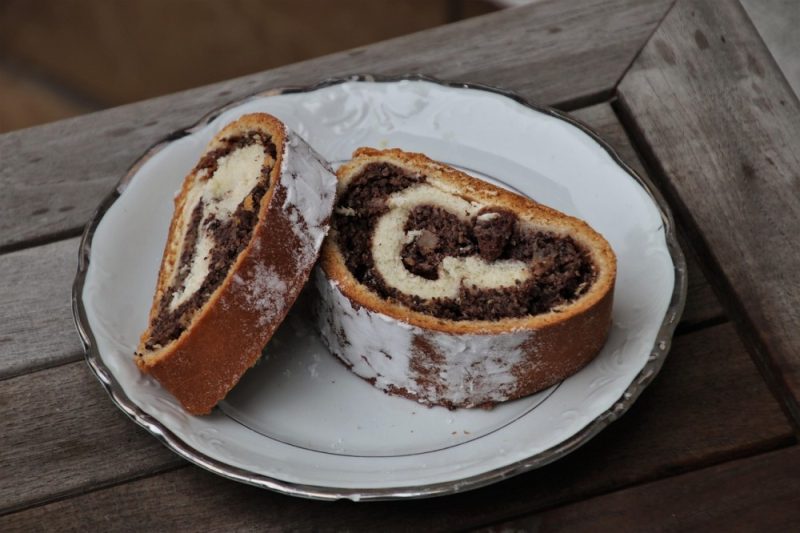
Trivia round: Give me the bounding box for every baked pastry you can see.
[316,148,616,409]
[136,113,336,414]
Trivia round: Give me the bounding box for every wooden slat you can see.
[0,0,673,251]
[1,323,792,525]
[616,0,800,427]
[0,361,184,515]
[484,445,800,532]
[0,237,82,379]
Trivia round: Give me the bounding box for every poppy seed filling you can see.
[145,132,277,350]
[333,162,597,321]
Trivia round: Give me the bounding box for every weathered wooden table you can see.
[2,0,799,530]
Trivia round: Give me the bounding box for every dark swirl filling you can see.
[145,133,276,350]
[333,162,596,321]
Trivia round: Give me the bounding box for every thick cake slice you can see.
[136,113,336,414]
[316,148,616,408]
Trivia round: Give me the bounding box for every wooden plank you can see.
[0,237,83,380]
[569,104,725,329]
[484,445,800,532]
[616,0,800,427]
[1,323,792,524]
[0,361,184,515]
[0,0,672,251]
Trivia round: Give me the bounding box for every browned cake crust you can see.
[316,147,617,408]
[136,113,336,414]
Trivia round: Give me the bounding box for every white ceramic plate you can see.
[73,76,686,501]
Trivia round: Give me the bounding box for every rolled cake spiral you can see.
[316,148,616,408]
[136,113,336,414]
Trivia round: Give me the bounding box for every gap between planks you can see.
[611,96,800,438]
[0,225,83,257]
[477,442,800,532]
[0,463,187,520]
[6,435,797,526]
[611,0,679,92]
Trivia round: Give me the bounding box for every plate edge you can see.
[71,73,688,502]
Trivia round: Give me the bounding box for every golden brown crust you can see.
[135,113,321,415]
[321,147,617,335]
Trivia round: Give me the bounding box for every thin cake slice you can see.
[316,147,616,408]
[136,113,336,414]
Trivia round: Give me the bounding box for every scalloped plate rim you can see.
[72,74,687,501]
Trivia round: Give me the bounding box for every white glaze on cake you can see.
[279,129,336,269]
[233,127,335,322]
[314,268,539,407]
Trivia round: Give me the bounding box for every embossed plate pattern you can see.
[73,76,686,501]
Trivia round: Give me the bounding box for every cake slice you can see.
[136,113,336,414]
[316,148,616,408]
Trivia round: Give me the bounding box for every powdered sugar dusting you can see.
[278,129,336,271]
[244,263,288,326]
[314,267,535,407]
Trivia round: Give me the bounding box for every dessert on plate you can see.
[135,113,336,414]
[315,148,616,408]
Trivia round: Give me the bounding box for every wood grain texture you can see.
[616,0,800,427]
[0,0,672,251]
[0,361,184,516]
[1,323,792,526]
[485,445,800,532]
[0,237,82,380]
